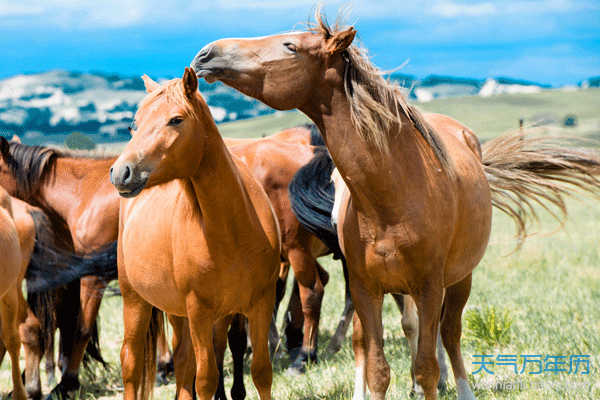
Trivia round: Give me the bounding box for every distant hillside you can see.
[0,70,272,144]
[0,70,594,145]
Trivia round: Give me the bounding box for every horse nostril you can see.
[109,167,114,183]
[195,45,213,63]
[123,165,132,185]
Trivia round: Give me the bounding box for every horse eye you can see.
[168,116,184,126]
[284,42,297,53]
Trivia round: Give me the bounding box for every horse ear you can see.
[182,67,198,100]
[0,137,10,160]
[326,27,356,55]
[11,135,21,143]
[141,75,160,93]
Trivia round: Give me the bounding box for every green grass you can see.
[2,88,600,399]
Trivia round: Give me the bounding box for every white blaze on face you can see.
[331,167,346,228]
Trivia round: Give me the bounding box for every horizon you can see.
[1,1,599,87]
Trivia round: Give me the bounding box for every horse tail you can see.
[25,240,118,293]
[82,319,107,369]
[27,289,55,360]
[140,307,163,400]
[303,123,325,147]
[288,147,342,257]
[481,128,600,244]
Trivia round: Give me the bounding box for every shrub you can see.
[464,306,513,350]
[65,131,96,150]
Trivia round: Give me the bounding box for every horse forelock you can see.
[4,142,59,203]
[137,78,199,123]
[308,7,452,173]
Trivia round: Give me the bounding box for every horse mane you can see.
[2,142,59,204]
[1,140,115,204]
[137,78,199,121]
[309,8,451,172]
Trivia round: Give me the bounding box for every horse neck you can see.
[38,157,115,223]
[188,121,259,240]
[300,86,436,226]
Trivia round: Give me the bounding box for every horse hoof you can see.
[287,348,317,375]
[230,386,247,400]
[44,374,80,400]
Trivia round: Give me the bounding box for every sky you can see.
[1,0,599,86]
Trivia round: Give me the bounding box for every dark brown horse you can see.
[191,10,600,400]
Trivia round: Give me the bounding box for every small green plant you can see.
[65,131,97,150]
[464,306,513,349]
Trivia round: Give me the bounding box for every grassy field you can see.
[2,88,600,399]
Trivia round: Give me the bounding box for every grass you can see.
[2,88,600,399]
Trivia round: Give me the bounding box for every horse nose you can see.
[110,163,133,187]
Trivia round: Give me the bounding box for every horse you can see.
[0,188,30,400]
[109,68,281,400]
[190,9,600,400]
[0,136,119,399]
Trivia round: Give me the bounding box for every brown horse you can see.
[0,136,118,399]
[109,68,281,400]
[191,10,600,400]
[0,188,31,400]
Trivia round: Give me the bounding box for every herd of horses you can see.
[2,9,600,400]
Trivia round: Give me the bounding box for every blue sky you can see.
[1,0,599,86]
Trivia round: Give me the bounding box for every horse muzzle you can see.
[190,43,227,84]
[109,163,149,198]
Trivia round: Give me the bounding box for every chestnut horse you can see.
[0,188,30,400]
[191,10,600,400]
[0,136,118,399]
[109,68,280,400]
[141,75,332,373]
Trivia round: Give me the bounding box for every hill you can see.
[1,70,598,147]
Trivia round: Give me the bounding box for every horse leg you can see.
[440,274,476,400]
[120,291,154,400]
[1,287,28,400]
[350,282,388,400]
[18,292,42,400]
[46,277,108,400]
[287,248,324,373]
[170,315,196,400]
[394,292,419,394]
[185,300,219,400]
[413,284,444,400]
[269,262,289,357]
[282,278,303,360]
[246,294,275,400]
[351,310,367,400]
[213,315,234,400]
[228,314,247,400]
[326,257,354,356]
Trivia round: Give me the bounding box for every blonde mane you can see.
[309,8,451,171]
[137,78,199,121]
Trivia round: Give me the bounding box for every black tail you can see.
[82,319,108,369]
[25,211,118,292]
[303,123,326,147]
[288,147,342,257]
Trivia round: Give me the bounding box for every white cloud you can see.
[0,1,44,16]
[432,1,498,18]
